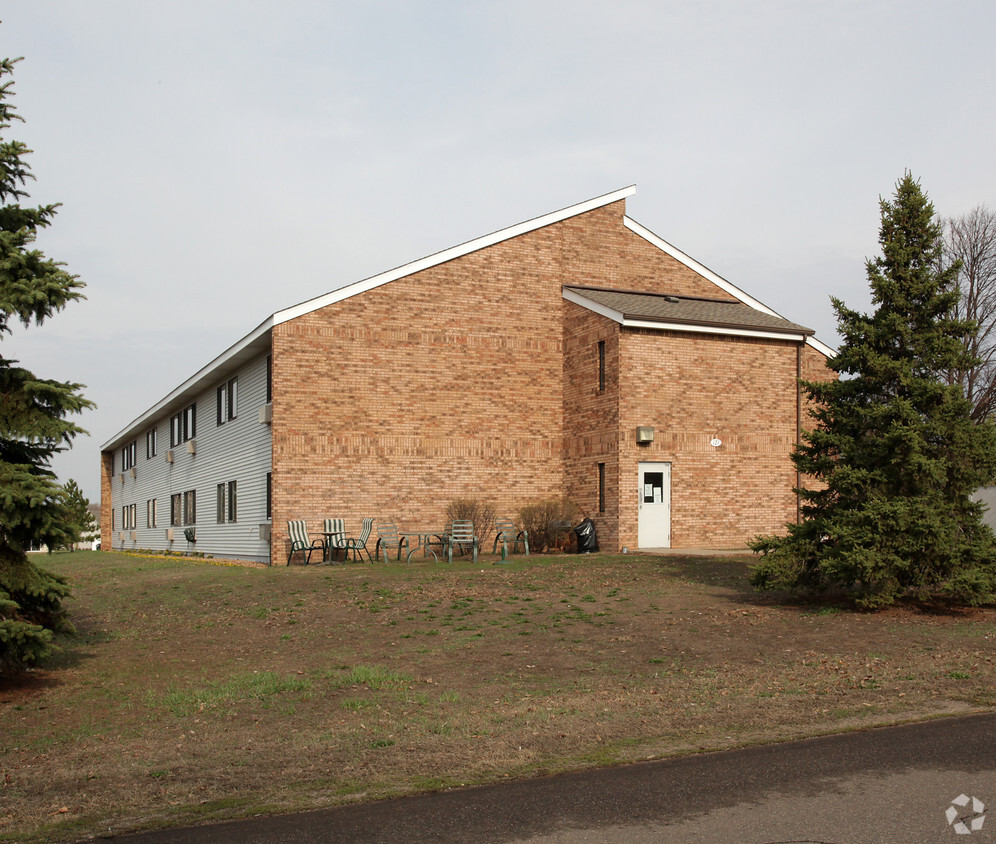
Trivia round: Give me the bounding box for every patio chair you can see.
[323,518,348,563]
[287,520,325,565]
[493,517,529,557]
[446,519,479,564]
[375,522,409,563]
[341,517,374,563]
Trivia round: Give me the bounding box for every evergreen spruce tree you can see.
[751,174,996,608]
[0,57,92,672]
[61,479,97,550]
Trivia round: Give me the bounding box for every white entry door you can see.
[638,462,671,548]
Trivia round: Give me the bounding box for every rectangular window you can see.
[146,427,157,459]
[598,340,606,392]
[122,504,136,530]
[170,403,197,447]
[216,483,225,523]
[266,472,272,520]
[228,480,237,523]
[147,498,157,528]
[171,493,182,527]
[216,377,238,425]
[598,462,606,514]
[112,508,116,530]
[122,441,137,471]
[131,504,137,530]
[183,489,197,525]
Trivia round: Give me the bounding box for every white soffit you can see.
[274,185,638,325]
[623,216,836,358]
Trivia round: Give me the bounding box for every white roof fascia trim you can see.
[100,316,275,450]
[563,287,625,322]
[622,319,809,342]
[623,216,837,358]
[274,186,638,326]
[564,289,808,342]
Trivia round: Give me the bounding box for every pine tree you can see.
[0,56,93,672]
[751,174,996,608]
[61,479,97,550]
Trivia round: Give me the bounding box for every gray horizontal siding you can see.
[107,351,273,562]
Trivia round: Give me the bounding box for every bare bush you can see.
[518,499,578,552]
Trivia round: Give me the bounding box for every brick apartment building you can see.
[100,186,834,564]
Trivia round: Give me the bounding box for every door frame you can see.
[637,461,671,549]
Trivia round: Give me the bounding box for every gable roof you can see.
[101,185,833,451]
[564,286,815,341]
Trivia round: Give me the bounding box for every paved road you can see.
[110,712,995,843]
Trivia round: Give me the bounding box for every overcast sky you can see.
[4,0,996,501]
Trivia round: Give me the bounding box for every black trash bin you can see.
[574,518,598,553]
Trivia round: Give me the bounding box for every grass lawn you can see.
[1,549,994,842]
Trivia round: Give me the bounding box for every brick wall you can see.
[269,198,832,560]
[99,451,113,549]
[617,330,803,549]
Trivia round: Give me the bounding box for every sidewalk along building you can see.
[100,186,834,564]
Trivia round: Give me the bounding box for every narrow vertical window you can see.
[228,480,237,523]
[171,494,182,527]
[598,462,606,514]
[216,483,225,523]
[183,489,196,525]
[598,340,606,392]
[217,386,226,426]
[266,472,272,520]
[146,427,157,459]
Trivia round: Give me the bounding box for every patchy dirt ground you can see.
[1,551,994,843]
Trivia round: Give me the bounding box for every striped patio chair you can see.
[342,517,374,563]
[287,520,324,565]
[323,518,348,563]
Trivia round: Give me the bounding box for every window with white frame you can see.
[171,493,182,527]
[147,498,157,528]
[216,377,238,426]
[183,489,196,525]
[146,427,157,459]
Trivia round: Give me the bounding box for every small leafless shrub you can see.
[518,499,578,552]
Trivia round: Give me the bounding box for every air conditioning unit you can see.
[258,403,273,424]
[166,528,175,542]
[186,439,196,455]
[130,531,137,541]
[119,473,125,484]
[129,466,136,479]
[165,450,174,464]
[119,531,127,542]
[259,523,271,541]
[636,426,655,444]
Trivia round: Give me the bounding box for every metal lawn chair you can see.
[375,522,409,563]
[446,519,479,564]
[493,517,529,557]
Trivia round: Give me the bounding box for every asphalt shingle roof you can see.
[565,286,814,336]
